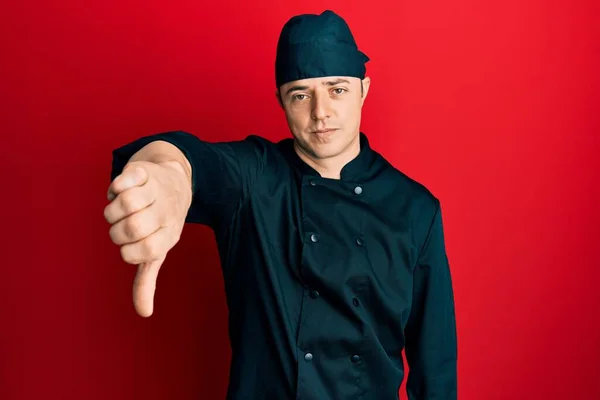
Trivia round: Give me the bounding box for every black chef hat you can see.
[275,10,370,88]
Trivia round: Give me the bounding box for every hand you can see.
[104,160,192,317]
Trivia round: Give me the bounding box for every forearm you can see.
[110,130,261,226]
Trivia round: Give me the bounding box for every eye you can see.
[333,88,347,95]
[292,94,307,101]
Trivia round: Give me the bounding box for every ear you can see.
[360,77,371,106]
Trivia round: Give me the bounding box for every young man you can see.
[104,10,457,400]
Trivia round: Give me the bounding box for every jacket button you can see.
[304,352,313,362]
[356,237,364,246]
[310,234,319,243]
[310,290,320,299]
[352,298,360,307]
[354,186,363,195]
[351,354,361,363]
[309,179,317,186]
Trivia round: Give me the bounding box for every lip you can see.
[312,128,337,134]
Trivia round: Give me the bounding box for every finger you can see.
[109,204,162,245]
[133,258,164,317]
[104,185,155,225]
[107,164,149,200]
[119,226,172,265]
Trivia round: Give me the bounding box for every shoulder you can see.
[372,150,440,209]
[368,149,442,244]
[233,134,285,155]
[186,133,285,171]
[235,134,292,167]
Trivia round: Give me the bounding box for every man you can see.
[104,10,457,400]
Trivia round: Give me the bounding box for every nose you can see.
[310,91,332,121]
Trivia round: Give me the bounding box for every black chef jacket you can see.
[110,131,458,400]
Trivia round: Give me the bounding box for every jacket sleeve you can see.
[405,199,458,399]
[110,131,266,229]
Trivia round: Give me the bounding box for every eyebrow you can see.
[285,78,351,95]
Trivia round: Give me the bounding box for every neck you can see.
[294,134,361,180]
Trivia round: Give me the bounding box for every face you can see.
[277,76,371,162]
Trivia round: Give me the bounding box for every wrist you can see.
[158,160,193,208]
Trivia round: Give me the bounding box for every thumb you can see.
[132,258,164,317]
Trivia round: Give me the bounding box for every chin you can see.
[293,129,354,159]
[307,140,346,159]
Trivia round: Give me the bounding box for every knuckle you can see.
[103,204,112,222]
[120,245,138,265]
[112,174,127,193]
[108,224,120,244]
[124,215,146,240]
[120,190,144,214]
[121,162,140,177]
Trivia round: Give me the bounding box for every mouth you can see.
[312,128,338,134]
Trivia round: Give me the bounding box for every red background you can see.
[1,0,598,399]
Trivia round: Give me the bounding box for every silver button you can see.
[351,354,361,363]
[304,352,313,361]
[310,234,318,243]
[309,179,317,186]
[354,186,363,195]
